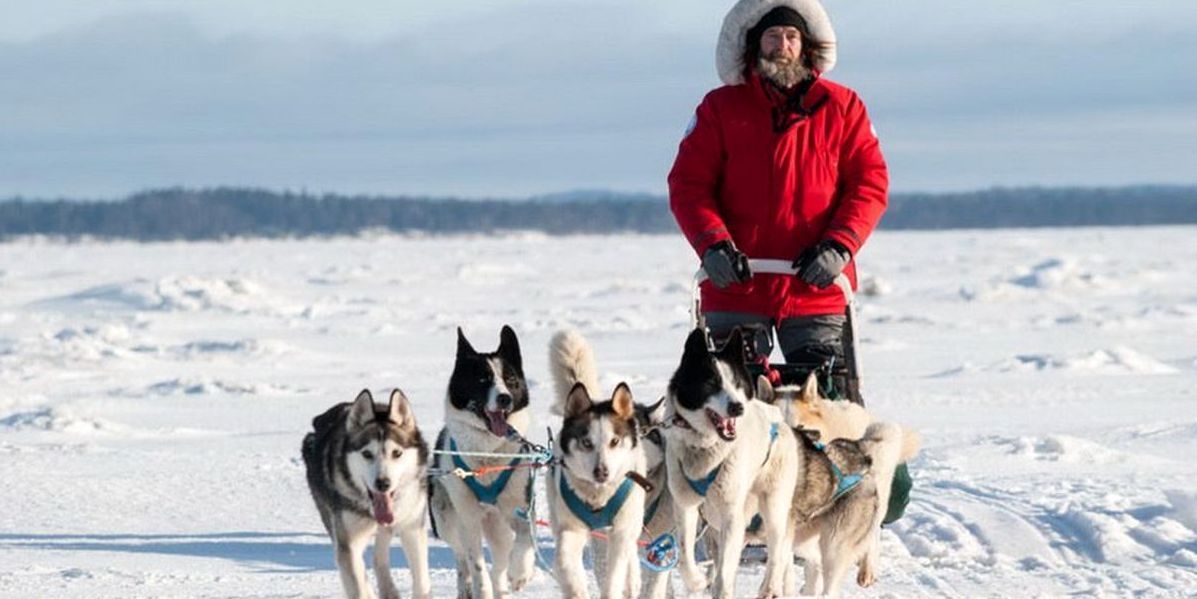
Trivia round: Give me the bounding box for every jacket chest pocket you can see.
[792,134,840,225]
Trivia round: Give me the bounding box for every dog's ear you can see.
[682,328,710,363]
[498,325,523,371]
[387,388,414,429]
[799,427,822,446]
[716,327,745,363]
[564,382,592,418]
[456,327,477,357]
[800,371,820,404]
[637,396,668,427]
[348,389,375,430]
[755,375,775,404]
[611,382,634,420]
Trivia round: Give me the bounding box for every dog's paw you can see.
[755,581,783,599]
[508,552,536,591]
[857,564,876,588]
[508,573,533,592]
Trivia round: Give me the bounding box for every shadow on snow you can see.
[0,531,468,572]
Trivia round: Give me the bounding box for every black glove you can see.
[793,239,852,289]
[702,240,752,289]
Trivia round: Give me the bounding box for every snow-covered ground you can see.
[1,227,1195,598]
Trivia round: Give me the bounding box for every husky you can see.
[428,325,537,599]
[547,329,649,599]
[547,382,648,599]
[663,328,798,599]
[760,373,921,597]
[302,389,432,599]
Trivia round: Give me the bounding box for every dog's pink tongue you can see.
[372,492,395,525]
[719,417,737,439]
[486,411,510,437]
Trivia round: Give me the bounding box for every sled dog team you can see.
[303,325,920,599]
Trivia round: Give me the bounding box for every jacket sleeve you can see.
[824,93,889,255]
[668,95,731,256]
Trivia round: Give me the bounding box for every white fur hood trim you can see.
[716,0,837,85]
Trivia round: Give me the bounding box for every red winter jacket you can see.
[669,73,888,319]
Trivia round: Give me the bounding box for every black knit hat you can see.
[748,6,808,44]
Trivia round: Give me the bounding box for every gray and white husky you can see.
[547,329,647,599]
[761,373,921,598]
[429,325,537,599]
[302,388,432,599]
[663,328,798,599]
[549,329,676,599]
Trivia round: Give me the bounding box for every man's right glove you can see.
[701,240,752,289]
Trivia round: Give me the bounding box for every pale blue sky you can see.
[1,1,1193,198]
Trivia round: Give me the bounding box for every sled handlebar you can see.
[693,259,854,302]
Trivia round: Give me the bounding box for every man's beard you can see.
[756,54,810,89]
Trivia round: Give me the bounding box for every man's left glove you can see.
[793,239,852,289]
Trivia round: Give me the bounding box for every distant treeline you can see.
[1,185,1195,241]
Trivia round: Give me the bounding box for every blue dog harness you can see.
[813,440,863,500]
[683,422,780,497]
[449,438,525,505]
[559,473,637,530]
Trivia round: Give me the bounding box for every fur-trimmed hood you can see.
[717,0,837,86]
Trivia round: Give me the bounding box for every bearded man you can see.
[670,0,912,526]
[669,0,888,371]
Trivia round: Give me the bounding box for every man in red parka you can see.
[670,0,888,369]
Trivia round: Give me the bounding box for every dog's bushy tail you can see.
[548,329,601,415]
[899,427,922,463]
[858,422,904,522]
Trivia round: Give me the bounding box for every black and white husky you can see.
[547,329,647,599]
[664,328,799,599]
[428,325,536,599]
[302,389,432,599]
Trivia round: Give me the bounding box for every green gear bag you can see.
[884,462,912,525]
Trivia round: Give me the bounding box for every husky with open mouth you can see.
[429,325,537,599]
[302,388,431,599]
[663,328,799,599]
